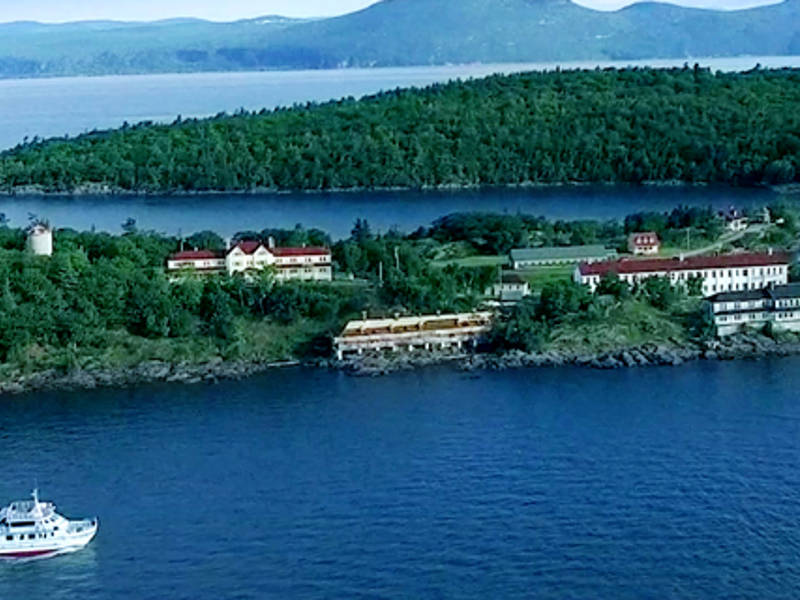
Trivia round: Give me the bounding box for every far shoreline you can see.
[1,55,799,84]
[0,179,791,200]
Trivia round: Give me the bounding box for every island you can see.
[1,67,799,194]
[1,201,799,393]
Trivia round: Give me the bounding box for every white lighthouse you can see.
[26,223,53,256]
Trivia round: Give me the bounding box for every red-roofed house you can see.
[225,241,332,281]
[166,249,226,272]
[574,251,790,297]
[627,232,660,256]
[167,240,332,281]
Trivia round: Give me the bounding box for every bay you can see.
[2,359,800,598]
[1,56,799,151]
[0,186,781,239]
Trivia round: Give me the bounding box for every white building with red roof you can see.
[167,249,226,272]
[574,251,790,297]
[225,240,332,281]
[167,240,332,281]
[627,232,660,255]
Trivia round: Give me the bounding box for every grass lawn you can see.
[431,255,507,268]
[547,299,687,353]
[518,264,575,288]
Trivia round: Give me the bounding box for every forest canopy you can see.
[2,67,800,193]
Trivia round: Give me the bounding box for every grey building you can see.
[708,283,800,336]
[509,245,617,269]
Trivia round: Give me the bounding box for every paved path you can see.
[678,225,766,258]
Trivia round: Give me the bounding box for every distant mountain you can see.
[1,0,799,78]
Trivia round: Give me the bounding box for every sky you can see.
[0,0,783,23]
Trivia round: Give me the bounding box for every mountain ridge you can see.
[0,0,797,78]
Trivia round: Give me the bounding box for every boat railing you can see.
[66,519,97,534]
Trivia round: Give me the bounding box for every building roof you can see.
[339,312,493,338]
[510,245,615,262]
[628,232,660,246]
[270,247,330,257]
[500,272,528,284]
[768,282,800,299]
[707,283,800,305]
[230,241,263,255]
[579,252,791,276]
[707,288,769,303]
[169,250,224,261]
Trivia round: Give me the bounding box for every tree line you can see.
[2,67,800,193]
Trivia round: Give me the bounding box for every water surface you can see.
[0,185,780,238]
[1,360,800,598]
[1,56,798,150]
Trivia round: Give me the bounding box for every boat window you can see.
[27,534,34,539]
[54,526,59,531]
[5,536,11,541]
[10,521,36,528]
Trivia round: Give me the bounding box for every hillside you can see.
[1,67,799,193]
[0,0,799,78]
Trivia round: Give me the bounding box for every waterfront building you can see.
[708,283,800,336]
[26,223,53,256]
[167,240,332,281]
[509,245,616,269]
[334,312,493,360]
[627,231,660,255]
[574,251,790,297]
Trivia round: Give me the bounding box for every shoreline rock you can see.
[2,333,799,395]
[332,332,800,376]
[0,359,301,396]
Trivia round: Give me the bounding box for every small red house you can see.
[627,232,660,256]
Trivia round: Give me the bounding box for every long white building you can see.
[167,241,332,281]
[574,251,791,297]
[334,312,493,360]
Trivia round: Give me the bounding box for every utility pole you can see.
[394,246,400,271]
[379,261,383,285]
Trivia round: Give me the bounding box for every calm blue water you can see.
[1,59,797,236]
[2,360,800,598]
[1,57,799,151]
[0,185,780,238]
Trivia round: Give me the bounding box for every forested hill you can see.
[2,67,800,193]
[2,0,800,78]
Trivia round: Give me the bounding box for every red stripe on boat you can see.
[0,549,58,558]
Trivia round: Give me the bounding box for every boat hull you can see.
[0,521,98,560]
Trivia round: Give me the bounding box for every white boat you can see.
[0,490,98,559]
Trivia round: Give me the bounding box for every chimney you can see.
[225,237,232,250]
[267,236,275,249]
[679,253,685,262]
[768,247,773,256]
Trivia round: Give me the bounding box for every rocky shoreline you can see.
[2,333,800,395]
[0,358,301,395]
[335,332,800,376]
